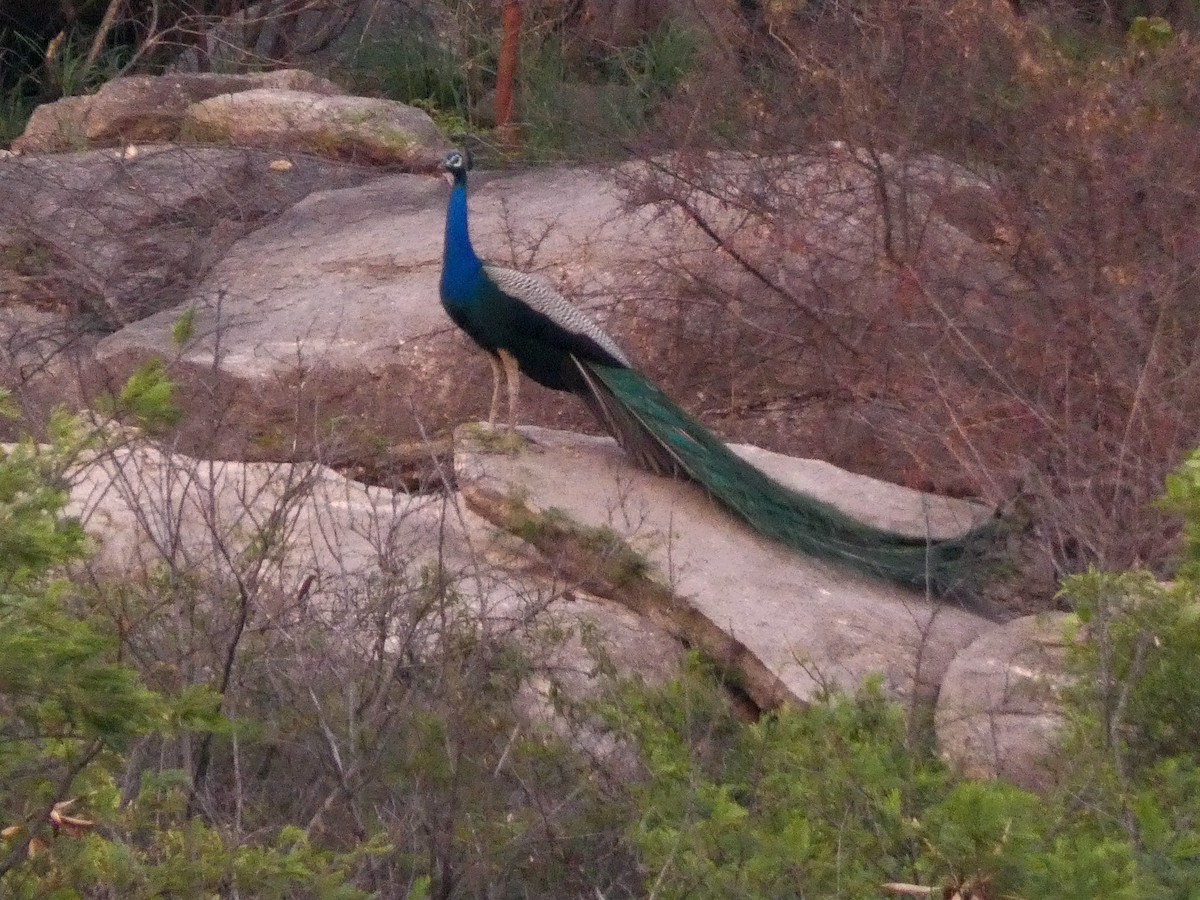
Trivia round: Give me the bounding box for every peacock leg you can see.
[498,348,521,432]
[487,353,504,427]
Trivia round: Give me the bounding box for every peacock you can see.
[437,149,992,592]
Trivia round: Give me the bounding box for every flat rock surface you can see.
[935,612,1074,792]
[60,439,683,719]
[456,425,994,705]
[0,145,375,326]
[733,443,992,540]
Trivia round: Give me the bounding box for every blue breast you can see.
[440,183,484,311]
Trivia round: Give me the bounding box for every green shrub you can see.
[519,21,700,158]
[0,29,132,149]
[606,656,1152,898]
[0,83,36,149]
[344,33,473,120]
[0,387,365,896]
[619,673,933,898]
[1045,448,1200,896]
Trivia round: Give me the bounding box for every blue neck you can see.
[441,180,483,304]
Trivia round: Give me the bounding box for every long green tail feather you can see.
[579,362,993,592]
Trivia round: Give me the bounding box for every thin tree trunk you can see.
[495,0,522,142]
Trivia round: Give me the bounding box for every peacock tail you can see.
[575,360,990,592]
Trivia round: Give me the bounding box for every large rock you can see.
[935,612,1075,792]
[12,70,342,154]
[456,425,995,710]
[40,417,1004,747]
[11,69,445,170]
[60,438,686,741]
[0,146,375,328]
[93,163,692,457]
[734,443,992,541]
[182,90,450,168]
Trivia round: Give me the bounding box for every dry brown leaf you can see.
[50,799,95,837]
[51,812,95,837]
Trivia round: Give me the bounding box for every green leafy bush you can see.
[1047,448,1200,896]
[608,659,1141,898]
[94,357,182,432]
[519,21,700,158]
[343,33,473,121]
[0,388,365,896]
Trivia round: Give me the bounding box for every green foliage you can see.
[1063,569,1200,768]
[0,399,362,896]
[95,357,182,432]
[1062,453,1200,772]
[347,33,473,118]
[1051,575,1200,897]
[0,586,160,740]
[0,421,158,876]
[0,389,19,420]
[612,665,927,897]
[335,10,699,159]
[31,28,131,101]
[1160,447,1200,579]
[0,29,41,148]
[519,21,700,158]
[0,446,85,588]
[619,672,926,897]
[1128,16,1175,53]
[0,82,36,149]
[608,20,701,102]
[465,421,527,452]
[4,786,371,898]
[0,27,130,149]
[116,358,181,430]
[170,308,197,348]
[917,781,1044,895]
[607,657,1153,899]
[415,99,474,143]
[1042,451,1200,896]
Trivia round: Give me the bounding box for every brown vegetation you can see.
[618,0,1200,598]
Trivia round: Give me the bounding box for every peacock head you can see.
[440,149,472,187]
